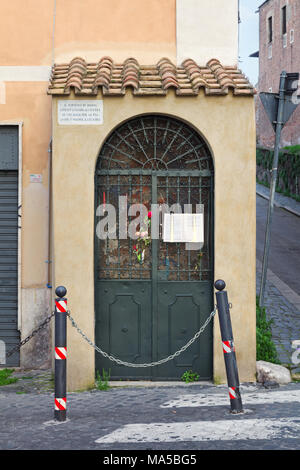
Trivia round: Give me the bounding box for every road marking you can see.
[160,389,300,408]
[95,418,300,443]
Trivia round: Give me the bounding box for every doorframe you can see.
[94,114,215,379]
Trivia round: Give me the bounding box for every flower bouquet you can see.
[133,211,152,264]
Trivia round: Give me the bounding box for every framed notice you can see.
[58,100,103,125]
[163,213,204,243]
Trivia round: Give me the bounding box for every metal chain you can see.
[6,311,55,358]
[67,307,217,368]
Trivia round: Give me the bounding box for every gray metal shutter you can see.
[0,126,19,366]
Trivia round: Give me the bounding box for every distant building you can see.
[256,0,300,148]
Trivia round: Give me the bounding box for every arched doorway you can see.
[95,115,214,380]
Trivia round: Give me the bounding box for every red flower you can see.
[133,245,137,251]
[148,211,152,219]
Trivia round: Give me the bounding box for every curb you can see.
[256,189,300,218]
[256,257,300,314]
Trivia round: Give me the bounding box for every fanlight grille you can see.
[97,115,213,172]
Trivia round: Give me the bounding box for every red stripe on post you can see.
[55,299,67,313]
[55,397,66,411]
[55,347,67,360]
[222,340,235,353]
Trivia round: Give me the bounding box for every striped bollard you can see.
[54,286,67,422]
[214,280,243,414]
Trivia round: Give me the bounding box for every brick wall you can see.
[257,0,300,148]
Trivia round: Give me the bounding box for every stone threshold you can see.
[108,380,213,388]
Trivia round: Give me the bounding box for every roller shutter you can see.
[0,126,19,366]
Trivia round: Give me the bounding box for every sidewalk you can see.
[256,183,300,370]
[256,182,300,218]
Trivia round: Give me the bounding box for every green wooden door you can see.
[95,116,214,380]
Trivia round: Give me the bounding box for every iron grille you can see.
[95,115,214,281]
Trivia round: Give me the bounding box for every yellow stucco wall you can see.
[0,83,52,367]
[1,82,52,288]
[51,90,256,391]
[176,0,239,65]
[0,0,176,66]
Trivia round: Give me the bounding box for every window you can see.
[283,34,287,48]
[282,6,287,35]
[268,16,273,43]
[268,44,272,59]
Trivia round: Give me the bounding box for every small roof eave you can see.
[48,57,256,98]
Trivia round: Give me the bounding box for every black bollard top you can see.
[55,286,67,298]
[214,280,226,291]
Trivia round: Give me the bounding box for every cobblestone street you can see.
[1,253,300,451]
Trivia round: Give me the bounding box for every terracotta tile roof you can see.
[47,57,256,97]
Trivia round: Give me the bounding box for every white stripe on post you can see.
[55,347,67,360]
[55,300,67,313]
[55,397,67,411]
[222,341,232,353]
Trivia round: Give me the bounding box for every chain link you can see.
[67,307,217,368]
[6,311,55,359]
[5,306,217,366]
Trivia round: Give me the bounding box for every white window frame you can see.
[268,43,272,59]
[283,33,287,48]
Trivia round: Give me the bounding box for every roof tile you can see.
[48,57,255,97]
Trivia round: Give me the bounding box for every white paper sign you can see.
[58,100,103,125]
[163,213,204,243]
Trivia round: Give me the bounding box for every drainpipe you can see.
[47,139,52,289]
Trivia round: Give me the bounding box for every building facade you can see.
[257,0,300,147]
[0,0,256,391]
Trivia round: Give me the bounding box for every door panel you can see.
[95,280,152,379]
[155,281,213,380]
